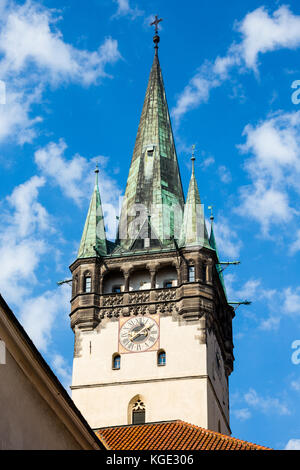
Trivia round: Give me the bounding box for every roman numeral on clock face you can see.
[120,316,159,352]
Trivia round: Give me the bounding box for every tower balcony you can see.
[98,283,214,320]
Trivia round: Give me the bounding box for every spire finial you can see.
[150,15,163,54]
[95,162,99,186]
[191,144,196,173]
[208,205,214,223]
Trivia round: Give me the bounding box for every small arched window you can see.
[157,350,166,366]
[112,354,121,370]
[84,275,92,293]
[188,265,195,282]
[132,399,146,425]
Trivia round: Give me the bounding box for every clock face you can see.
[119,316,159,353]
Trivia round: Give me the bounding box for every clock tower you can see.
[69,29,235,435]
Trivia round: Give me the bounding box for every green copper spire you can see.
[117,30,184,250]
[208,207,227,296]
[208,206,218,252]
[78,165,108,258]
[180,150,211,249]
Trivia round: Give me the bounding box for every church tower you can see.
[69,26,235,435]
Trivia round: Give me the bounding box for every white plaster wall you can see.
[72,378,209,430]
[72,315,210,429]
[0,350,82,450]
[72,313,230,434]
[72,316,207,386]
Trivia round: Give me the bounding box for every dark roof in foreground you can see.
[95,420,272,451]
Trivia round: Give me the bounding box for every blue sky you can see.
[1,0,300,450]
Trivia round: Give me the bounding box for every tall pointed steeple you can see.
[180,149,211,249]
[118,27,184,250]
[78,165,108,258]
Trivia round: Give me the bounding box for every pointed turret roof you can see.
[78,166,108,258]
[180,156,211,249]
[117,34,184,250]
[209,211,227,296]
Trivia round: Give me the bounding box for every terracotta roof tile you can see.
[95,420,271,451]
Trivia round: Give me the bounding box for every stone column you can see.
[150,270,156,289]
[195,258,201,282]
[99,276,103,295]
[176,267,181,286]
[181,262,188,283]
[124,272,130,292]
[207,260,213,285]
[201,261,206,283]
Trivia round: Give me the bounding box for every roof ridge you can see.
[172,421,272,449]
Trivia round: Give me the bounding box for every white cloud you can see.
[282,287,300,316]
[0,87,42,144]
[290,229,300,255]
[244,388,290,416]
[19,286,69,353]
[238,6,300,72]
[0,238,46,303]
[34,140,89,205]
[0,175,72,355]
[285,439,300,450]
[235,279,261,300]
[0,0,121,144]
[218,165,232,184]
[0,1,121,85]
[112,0,143,20]
[51,353,72,391]
[6,175,49,237]
[235,111,300,235]
[223,274,288,330]
[237,180,292,235]
[238,112,300,184]
[259,315,281,331]
[258,285,300,330]
[0,176,50,303]
[291,379,300,392]
[34,139,122,238]
[172,71,220,123]
[232,408,251,421]
[172,6,300,122]
[212,217,242,258]
[200,155,215,169]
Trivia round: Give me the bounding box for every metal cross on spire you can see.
[150,15,163,34]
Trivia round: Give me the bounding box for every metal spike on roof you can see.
[78,165,108,258]
[180,149,211,249]
[117,27,184,250]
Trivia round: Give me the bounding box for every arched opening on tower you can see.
[155,265,177,289]
[129,269,151,291]
[103,270,125,294]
